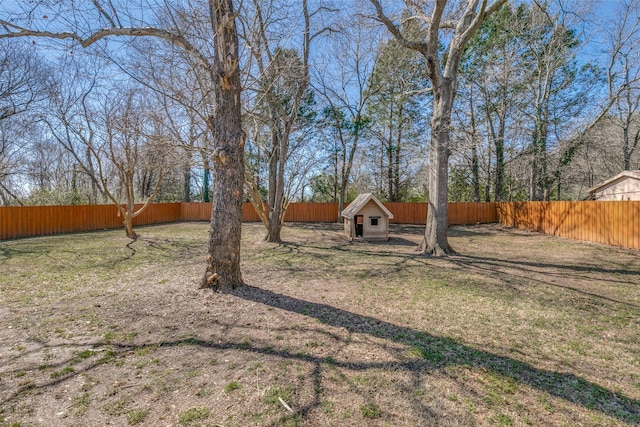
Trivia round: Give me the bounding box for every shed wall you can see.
[360,200,388,240]
[595,178,640,201]
[344,217,354,240]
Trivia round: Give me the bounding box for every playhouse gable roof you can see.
[341,193,394,219]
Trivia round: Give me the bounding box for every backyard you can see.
[0,222,639,426]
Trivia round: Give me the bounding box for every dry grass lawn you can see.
[0,222,639,426]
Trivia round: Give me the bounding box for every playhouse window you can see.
[370,216,380,226]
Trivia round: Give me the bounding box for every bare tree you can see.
[99,90,169,238]
[242,0,324,243]
[1,0,246,289]
[604,0,640,171]
[0,118,30,205]
[369,0,506,255]
[0,40,51,204]
[531,1,640,200]
[46,82,169,238]
[313,13,378,218]
[116,30,218,203]
[366,25,429,203]
[455,3,529,202]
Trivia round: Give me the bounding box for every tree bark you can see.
[469,85,481,202]
[419,89,455,256]
[266,130,283,243]
[244,168,269,229]
[123,210,137,239]
[494,88,507,202]
[183,155,192,202]
[202,0,244,291]
[202,159,211,202]
[623,125,631,170]
[471,144,480,202]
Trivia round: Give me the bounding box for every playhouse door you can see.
[355,215,363,237]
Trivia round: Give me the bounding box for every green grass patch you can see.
[134,344,159,356]
[178,407,211,426]
[126,408,149,425]
[101,397,132,416]
[489,412,514,426]
[264,385,296,407]
[360,402,381,419]
[50,366,74,379]
[224,381,242,393]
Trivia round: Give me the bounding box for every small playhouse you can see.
[341,193,394,241]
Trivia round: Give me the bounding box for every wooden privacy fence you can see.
[496,201,640,250]
[0,203,182,240]
[179,201,498,225]
[386,202,498,225]
[2,201,638,250]
[1,201,495,240]
[179,202,340,223]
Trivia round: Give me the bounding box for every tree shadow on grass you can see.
[2,283,639,425]
[0,337,441,426]
[0,245,39,260]
[450,254,640,309]
[454,253,640,278]
[234,284,640,424]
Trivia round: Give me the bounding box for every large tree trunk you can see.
[338,186,346,223]
[338,132,359,222]
[484,144,492,202]
[267,150,286,242]
[420,90,455,256]
[118,189,137,240]
[494,92,507,202]
[123,211,137,239]
[267,207,282,242]
[121,178,137,239]
[202,159,211,202]
[202,0,244,291]
[265,119,290,242]
[469,88,481,202]
[183,156,192,202]
[265,131,283,243]
[86,147,99,204]
[393,107,403,202]
[623,125,631,170]
[334,146,339,204]
[387,140,393,200]
[471,144,480,202]
[494,132,505,202]
[394,144,401,201]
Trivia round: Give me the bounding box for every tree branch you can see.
[368,0,428,54]
[0,20,212,69]
[459,0,508,46]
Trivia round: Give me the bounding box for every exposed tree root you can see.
[419,239,457,256]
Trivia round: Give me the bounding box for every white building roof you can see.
[587,170,640,194]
